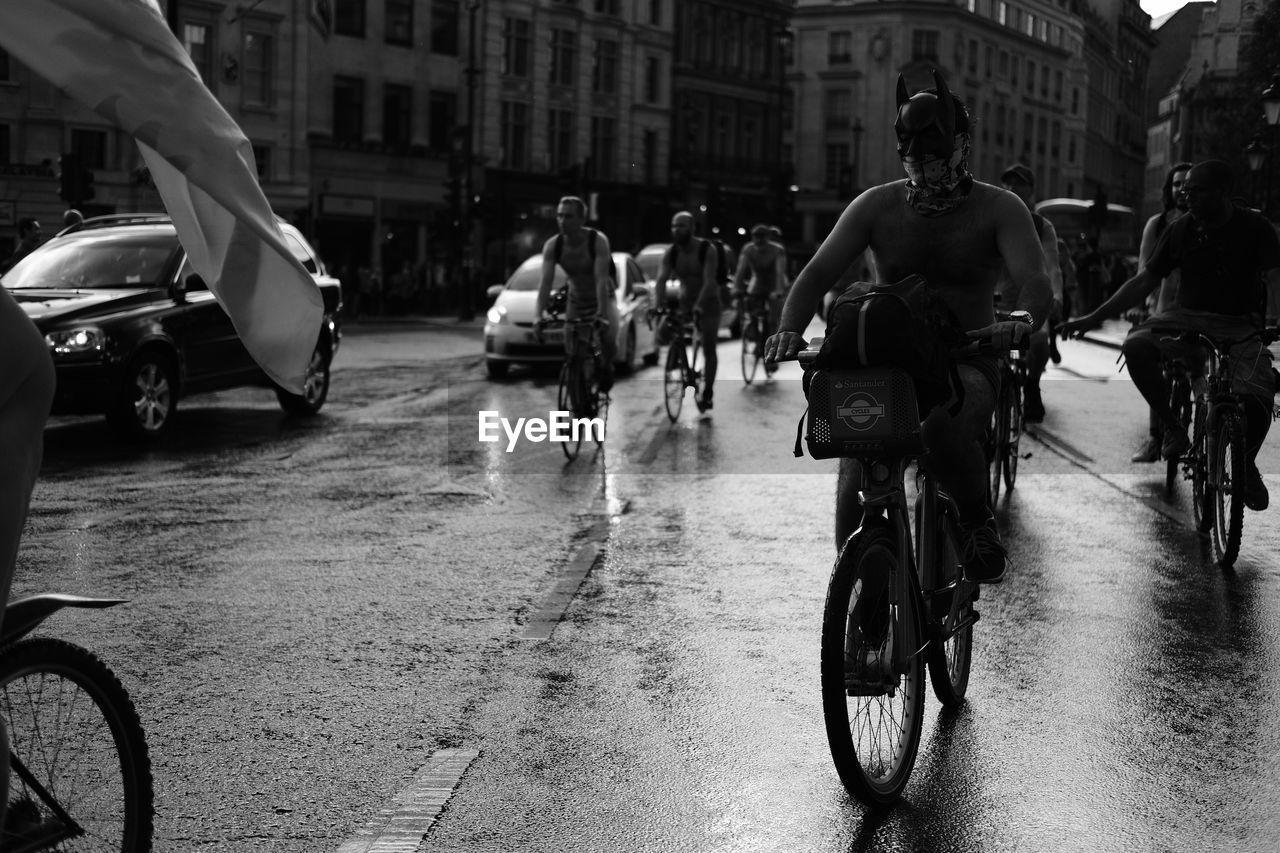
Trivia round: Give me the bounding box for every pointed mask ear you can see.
[933,70,955,135]
[896,74,910,110]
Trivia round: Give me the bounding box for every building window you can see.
[994,104,1006,145]
[251,144,271,181]
[824,143,849,189]
[1067,135,1076,163]
[649,0,661,26]
[997,1,1007,25]
[550,29,577,88]
[592,38,619,94]
[829,31,852,65]
[386,0,412,45]
[1024,12,1035,37]
[242,30,274,107]
[431,0,459,55]
[333,76,365,144]
[0,124,9,164]
[1037,116,1046,155]
[910,30,939,63]
[998,49,1008,77]
[428,90,458,152]
[644,56,661,104]
[549,108,574,172]
[643,129,657,184]
[500,101,529,170]
[382,83,412,150]
[1040,64,1049,98]
[968,39,978,74]
[334,0,365,37]
[1050,119,1060,157]
[1022,114,1032,154]
[0,49,9,82]
[1054,70,1063,102]
[502,18,530,76]
[590,116,616,180]
[985,45,993,77]
[1011,55,1019,89]
[824,88,851,130]
[70,129,108,169]
[182,22,214,87]
[594,0,620,13]
[1026,60,1035,93]
[1071,87,1079,114]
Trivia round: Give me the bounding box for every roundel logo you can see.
[836,392,886,431]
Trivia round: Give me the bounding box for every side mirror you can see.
[485,284,504,302]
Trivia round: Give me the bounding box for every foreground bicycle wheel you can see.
[988,400,1007,506]
[821,526,925,805]
[0,637,153,852]
[1191,399,1210,532]
[557,361,582,460]
[1166,372,1192,500]
[663,343,686,422]
[925,512,973,707]
[1209,411,1245,567]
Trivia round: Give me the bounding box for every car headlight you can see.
[486,305,508,325]
[45,326,106,356]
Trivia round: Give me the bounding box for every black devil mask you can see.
[894,72,973,216]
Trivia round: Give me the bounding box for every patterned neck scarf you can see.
[902,133,974,216]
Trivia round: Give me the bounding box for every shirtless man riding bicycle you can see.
[733,223,789,377]
[535,196,618,393]
[765,72,1052,582]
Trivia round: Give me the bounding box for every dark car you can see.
[5,213,342,440]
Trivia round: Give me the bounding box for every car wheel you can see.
[275,341,331,416]
[108,350,177,441]
[486,360,510,379]
[617,324,637,375]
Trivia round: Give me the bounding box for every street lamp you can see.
[457,0,481,321]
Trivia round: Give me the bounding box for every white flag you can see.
[0,0,323,394]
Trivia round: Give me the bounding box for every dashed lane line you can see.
[517,540,603,641]
[335,748,480,853]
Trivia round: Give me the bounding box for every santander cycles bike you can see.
[537,301,610,462]
[987,312,1029,505]
[739,293,777,385]
[656,308,706,422]
[782,330,1022,804]
[1161,325,1280,567]
[1,594,153,851]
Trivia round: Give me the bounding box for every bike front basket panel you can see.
[806,368,926,459]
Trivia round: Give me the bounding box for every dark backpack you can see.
[553,228,617,288]
[813,274,967,417]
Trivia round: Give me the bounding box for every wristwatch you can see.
[1007,309,1034,327]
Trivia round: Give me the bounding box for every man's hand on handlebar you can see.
[967,319,1033,353]
[765,330,807,365]
[1059,313,1102,339]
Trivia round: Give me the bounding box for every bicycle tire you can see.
[741,313,761,385]
[821,525,925,806]
[989,397,1006,506]
[1165,371,1191,500]
[926,510,973,707]
[0,637,153,853]
[688,329,704,403]
[1002,378,1023,492]
[1209,410,1245,567]
[1192,398,1210,533]
[663,342,685,422]
[557,361,582,460]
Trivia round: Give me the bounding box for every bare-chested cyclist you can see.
[765,72,1052,582]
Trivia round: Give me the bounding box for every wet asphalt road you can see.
[15,317,1280,852]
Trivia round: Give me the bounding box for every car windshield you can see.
[1,232,176,289]
[505,261,566,292]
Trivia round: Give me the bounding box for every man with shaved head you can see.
[1064,159,1280,511]
[654,210,722,412]
[765,72,1052,583]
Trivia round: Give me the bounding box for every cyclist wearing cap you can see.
[1063,160,1280,510]
[766,74,1052,583]
[654,210,721,413]
[535,196,618,392]
[733,223,789,376]
[994,162,1062,423]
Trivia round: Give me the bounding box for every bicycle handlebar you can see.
[1157,325,1280,353]
[775,329,1029,367]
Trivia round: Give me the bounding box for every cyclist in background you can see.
[654,210,721,412]
[1063,160,1280,510]
[1128,161,1192,463]
[733,223,790,376]
[994,163,1062,423]
[535,196,618,393]
[765,75,1051,582]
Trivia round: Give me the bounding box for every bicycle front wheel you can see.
[0,637,153,853]
[988,403,1006,506]
[1209,410,1245,567]
[740,314,761,385]
[1166,372,1192,500]
[926,511,973,707]
[663,343,686,422]
[1002,379,1023,491]
[557,361,582,460]
[1191,398,1210,532]
[821,525,925,806]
